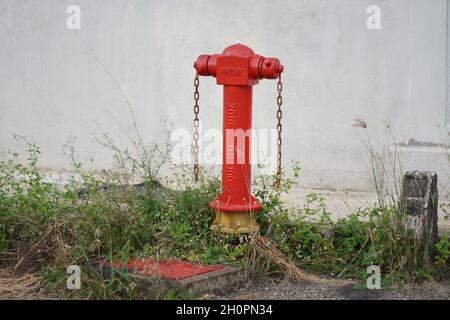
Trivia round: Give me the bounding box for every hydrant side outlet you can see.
[194,43,284,234]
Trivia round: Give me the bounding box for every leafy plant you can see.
[0,134,445,299]
[435,235,450,267]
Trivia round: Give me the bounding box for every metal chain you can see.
[275,74,283,188]
[193,73,200,182]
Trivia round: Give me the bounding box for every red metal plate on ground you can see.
[100,258,224,280]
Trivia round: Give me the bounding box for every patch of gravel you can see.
[218,278,450,300]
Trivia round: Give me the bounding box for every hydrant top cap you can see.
[223,43,255,57]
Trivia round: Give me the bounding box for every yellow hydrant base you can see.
[210,209,260,234]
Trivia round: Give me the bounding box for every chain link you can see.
[193,73,200,182]
[275,74,283,188]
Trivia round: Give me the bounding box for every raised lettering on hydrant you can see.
[194,43,284,234]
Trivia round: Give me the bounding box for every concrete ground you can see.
[218,278,450,300]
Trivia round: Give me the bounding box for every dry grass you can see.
[0,268,46,299]
[249,235,355,286]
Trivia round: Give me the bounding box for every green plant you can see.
[250,160,426,284]
[0,131,446,299]
[0,135,248,298]
[435,235,450,267]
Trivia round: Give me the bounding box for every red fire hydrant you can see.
[194,43,284,234]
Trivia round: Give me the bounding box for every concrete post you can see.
[400,171,439,263]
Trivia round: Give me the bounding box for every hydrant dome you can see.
[222,43,255,57]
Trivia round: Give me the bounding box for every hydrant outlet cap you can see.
[194,54,212,76]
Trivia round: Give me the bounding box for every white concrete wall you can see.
[0,0,448,197]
